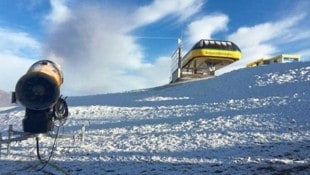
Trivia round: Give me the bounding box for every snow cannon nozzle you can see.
[14,60,63,110]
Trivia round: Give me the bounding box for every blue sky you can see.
[0,0,309,95]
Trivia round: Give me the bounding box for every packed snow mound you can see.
[0,62,309,175]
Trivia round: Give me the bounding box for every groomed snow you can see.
[1,62,309,174]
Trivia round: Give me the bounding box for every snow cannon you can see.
[14,60,63,110]
[12,60,68,133]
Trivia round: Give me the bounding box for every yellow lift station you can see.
[171,39,242,83]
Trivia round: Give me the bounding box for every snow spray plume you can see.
[45,5,149,95]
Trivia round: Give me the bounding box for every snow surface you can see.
[0,62,310,174]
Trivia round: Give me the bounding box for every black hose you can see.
[36,126,60,171]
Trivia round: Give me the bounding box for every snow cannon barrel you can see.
[14,60,63,110]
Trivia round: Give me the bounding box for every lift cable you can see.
[133,36,179,40]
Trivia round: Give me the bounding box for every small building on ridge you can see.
[246,54,300,68]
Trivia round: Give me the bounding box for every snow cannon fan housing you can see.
[15,60,63,110]
[12,60,68,133]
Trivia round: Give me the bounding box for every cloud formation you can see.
[185,14,229,45]
[0,27,41,91]
[0,27,41,58]
[44,4,171,95]
[43,0,207,95]
[132,0,204,28]
[44,0,72,26]
[217,14,309,74]
[229,15,305,48]
[0,53,35,91]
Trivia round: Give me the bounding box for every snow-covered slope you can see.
[0,62,309,174]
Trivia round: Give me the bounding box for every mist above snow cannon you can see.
[12,60,68,133]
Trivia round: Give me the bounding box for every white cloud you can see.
[132,0,204,28]
[139,56,171,86]
[0,54,35,92]
[44,4,171,95]
[44,0,72,26]
[217,15,307,75]
[185,14,229,45]
[228,15,305,48]
[0,27,42,92]
[0,27,41,58]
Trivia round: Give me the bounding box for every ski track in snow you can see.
[0,62,310,174]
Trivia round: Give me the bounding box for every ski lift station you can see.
[170,39,301,83]
[170,39,242,83]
